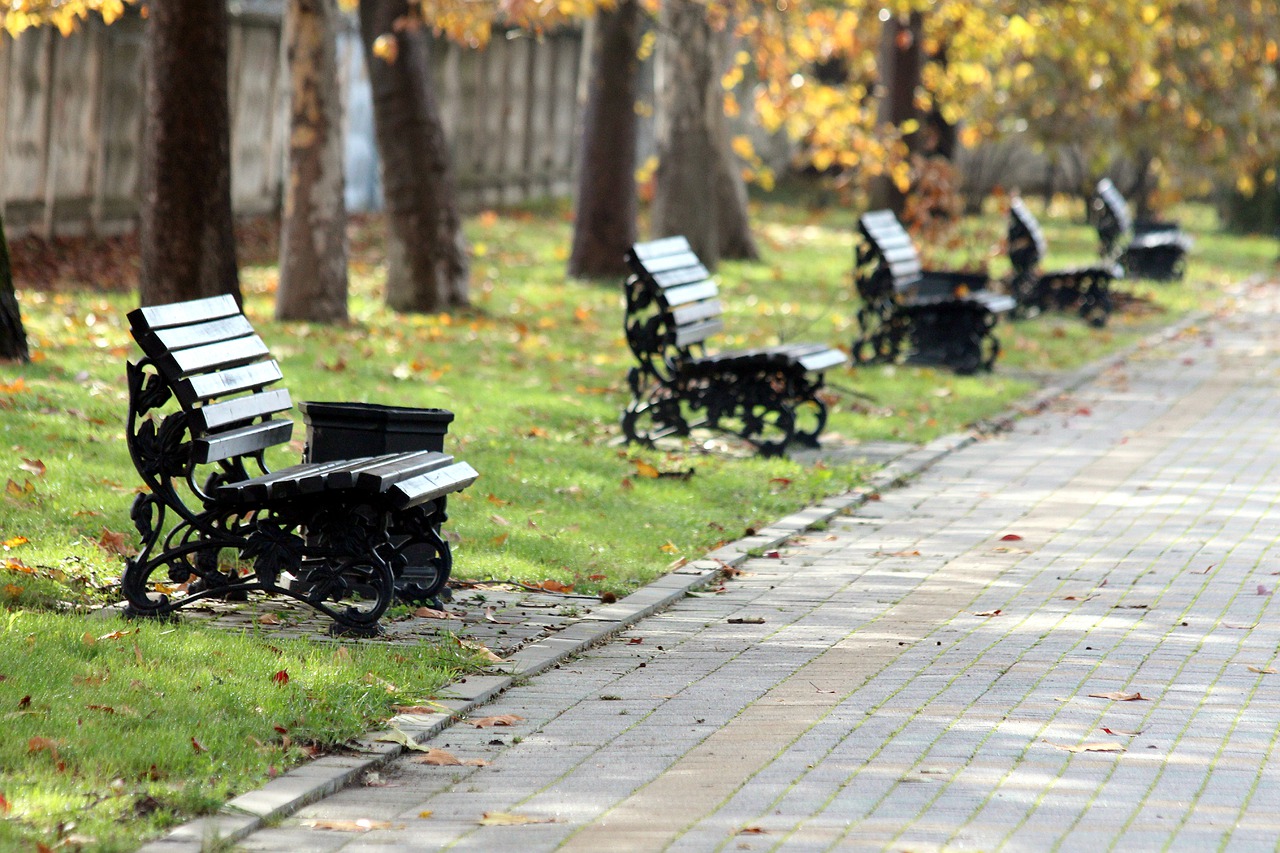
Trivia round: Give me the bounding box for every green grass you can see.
[0,190,1275,850]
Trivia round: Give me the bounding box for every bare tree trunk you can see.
[653,0,720,268]
[869,11,923,215]
[710,26,758,262]
[568,0,640,279]
[139,0,239,306]
[0,213,29,363]
[359,0,468,313]
[277,0,349,323]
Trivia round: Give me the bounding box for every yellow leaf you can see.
[374,728,430,752]
[633,460,661,479]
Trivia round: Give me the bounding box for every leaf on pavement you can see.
[374,727,430,752]
[479,812,556,826]
[999,533,1023,541]
[412,748,463,766]
[1101,727,1143,736]
[1050,741,1125,754]
[303,818,394,832]
[470,714,523,728]
[974,609,1002,617]
[1088,691,1148,702]
[1248,666,1277,674]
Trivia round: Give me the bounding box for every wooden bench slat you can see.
[299,449,448,493]
[650,265,712,290]
[662,281,719,308]
[129,294,241,332]
[193,419,294,465]
[139,314,257,355]
[628,236,692,262]
[214,457,368,504]
[162,335,272,379]
[638,250,703,275]
[673,318,725,348]
[389,461,480,510]
[670,299,723,328]
[192,388,294,434]
[177,360,286,407]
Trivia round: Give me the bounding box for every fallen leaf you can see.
[272,670,289,686]
[974,609,1002,617]
[456,638,505,663]
[96,527,134,557]
[97,629,137,641]
[18,459,46,477]
[490,514,510,526]
[889,550,922,557]
[1259,584,1273,596]
[0,792,9,814]
[633,459,661,479]
[1050,741,1125,754]
[486,493,510,506]
[191,737,207,754]
[412,607,451,619]
[1248,666,1277,675]
[470,714,523,728]
[538,579,574,594]
[412,748,462,766]
[1191,564,1215,575]
[374,728,430,752]
[1063,595,1097,602]
[28,737,59,758]
[257,613,281,626]
[763,550,781,559]
[302,818,393,832]
[2,536,28,548]
[479,812,556,826]
[738,826,769,834]
[1088,691,1148,702]
[392,704,441,715]
[1101,727,1144,736]
[418,810,434,819]
[728,617,766,624]
[999,534,1023,541]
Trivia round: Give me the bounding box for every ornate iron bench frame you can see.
[621,236,847,456]
[123,295,478,635]
[1008,196,1117,327]
[1095,178,1192,282]
[853,210,1015,375]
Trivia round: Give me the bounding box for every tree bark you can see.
[0,213,29,363]
[567,0,640,280]
[710,26,759,261]
[139,0,239,306]
[869,12,923,215]
[359,0,469,313]
[277,0,350,323]
[653,0,720,269]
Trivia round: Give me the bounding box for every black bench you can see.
[621,236,847,456]
[122,295,478,634]
[853,210,1015,374]
[1008,196,1118,327]
[1095,178,1192,281]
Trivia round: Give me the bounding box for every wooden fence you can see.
[0,10,585,237]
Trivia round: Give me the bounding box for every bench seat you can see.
[122,294,478,634]
[622,236,847,455]
[853,210,1011,373]
[1008,196,1117,326]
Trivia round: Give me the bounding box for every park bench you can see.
[621,236,847,456]
[122,294,478,635]
[1095,178,1192,281]
[1007,196,1118,327]
[853,209,1015,374]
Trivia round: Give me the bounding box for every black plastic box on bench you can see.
[300,402,456,462]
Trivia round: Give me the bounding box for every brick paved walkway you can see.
[154,281,1280,852]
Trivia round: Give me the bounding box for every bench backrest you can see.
[625,236,724,354]
[1094,178,1132,258]
[1007,197,1048,276]
[128,295,294,465]
[856,210,923,302]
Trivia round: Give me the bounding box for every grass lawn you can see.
[0,188,1274,850]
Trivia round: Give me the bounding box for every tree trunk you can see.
[567,0,640,280]
[0,213,29,363]
[277,0,350,323]
[139,0,239,306]
[710,26,759,262]
[869,12,923,215]
[653,0,720,268]
[359,0,469,313]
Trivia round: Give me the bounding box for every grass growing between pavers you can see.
[0,190,1274,850]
